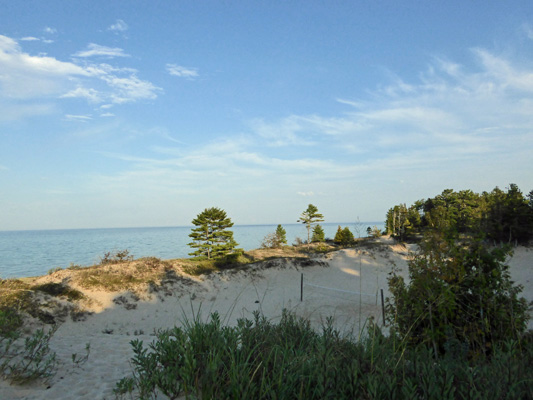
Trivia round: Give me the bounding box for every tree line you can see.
[385,184,533,244]
[187,204,364,259]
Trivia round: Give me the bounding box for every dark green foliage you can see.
[333,226,354,246]
[188,207,239,260]
[386,184,533,244]
[0,309,23,339]
[482,184,533,244]
[387,233,530,357]
[311,224,325,243]
[275,224,287,245]
[32,282,85,301]
[298,204,324,245]
[115,311,533,400]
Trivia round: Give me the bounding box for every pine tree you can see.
[334,226,354,245]
[334,226,343,244]
[298,204,324,246]
[311,224,325,243]
[188,207,238,259]
[342,227,354,244]
[275,224,287,245]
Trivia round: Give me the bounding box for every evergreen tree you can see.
[297,204,324,246]
[333,226,354,245]
[334,226,343,244]
[311,224,325,243]
[275,224,287,245]
[341,227,354,244]
[188,207,238,259]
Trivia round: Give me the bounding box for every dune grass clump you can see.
[74,255,169,292]
[31,282,85,302]
[180,253,252,276]
[114,310,533,399]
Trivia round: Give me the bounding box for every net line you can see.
[304,282,376,298]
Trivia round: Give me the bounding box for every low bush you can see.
[100,249,134,265]
[0,324,57,384]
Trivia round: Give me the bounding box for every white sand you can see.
[1,238,531,400]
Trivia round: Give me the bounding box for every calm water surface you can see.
[0,222,384,278]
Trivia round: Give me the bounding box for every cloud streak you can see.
[73,43,130,58]
[166,64,199,78]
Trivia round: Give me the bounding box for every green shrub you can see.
[387,233,530,357]
[115,310,533,399]
[0,309,23,339]
[0,326,57,384]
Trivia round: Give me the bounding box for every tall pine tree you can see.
[188,207,238,259]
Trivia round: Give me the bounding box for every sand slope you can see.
[1,238,531,400]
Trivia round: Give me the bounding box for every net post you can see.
[300,273,303,302]
[380,288,386,326]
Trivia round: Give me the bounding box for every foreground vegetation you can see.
[1,188,531,395]
[114,310,533,400]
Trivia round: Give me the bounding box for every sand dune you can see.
[1,238,531,399]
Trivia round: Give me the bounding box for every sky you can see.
[1,1,532,231]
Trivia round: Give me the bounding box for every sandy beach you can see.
[1,237,531,400]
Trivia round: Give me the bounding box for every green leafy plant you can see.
[387,233,530,357]
[115,310,533,399]
[0,325,57,384]
[71,343,90,367]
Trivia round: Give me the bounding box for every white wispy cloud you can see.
[0,35,160,116]
[166,64,199,78]
[108,19,128,32]
[20,36,39,41]
[73,43,130,58]
[60,87,102,103]
[43,27,57,34]
[64,114,92,122]
[100,73,161,103]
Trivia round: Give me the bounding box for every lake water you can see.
[0,222,384,278]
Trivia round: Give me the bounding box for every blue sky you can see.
[1,1,532,230]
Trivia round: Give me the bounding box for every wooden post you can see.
[380,289,386,326]
[300,273,303,302]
